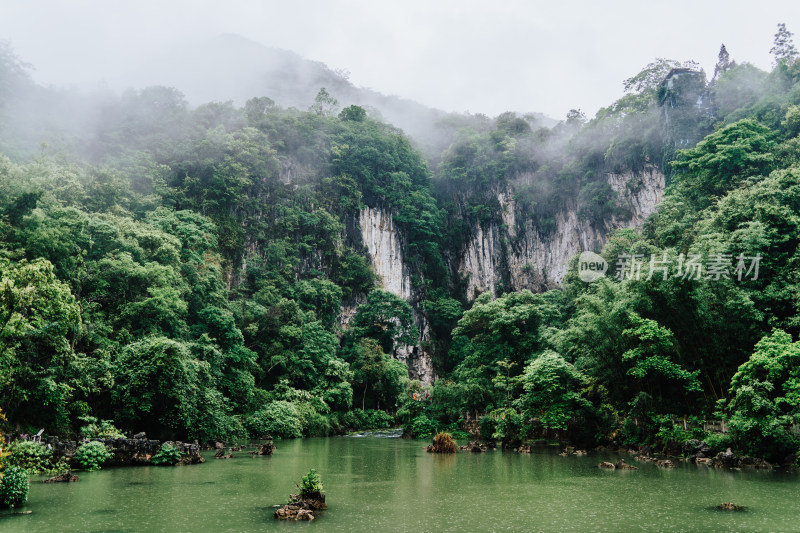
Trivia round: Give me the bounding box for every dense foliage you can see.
[1,25,800,462]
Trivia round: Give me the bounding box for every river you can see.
[2,434,799,532]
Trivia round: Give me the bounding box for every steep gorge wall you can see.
[459,165,665,299]
[356,206,434,384]
[353,165,665,383]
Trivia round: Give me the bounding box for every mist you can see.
[2,0,799,122]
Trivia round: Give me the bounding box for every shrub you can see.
[75,441,112,471]
[368,410,394,429]
[339,409,394,431]
[491,408,523,448]
[245,401,303,439]
[79,416,125,439]
[300,468,323,497]
[6,440,57,475]
[0,465,29,508]
[429,432,457,453]
[479,415,498,441]
[304,412,332,437]
[151,444,184,466]
[406,414,439,438]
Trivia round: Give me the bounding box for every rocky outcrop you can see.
[359,206,411,300]
[615,459,638,470]
[46,435,204,466]
[43,471,79,483]
[460,441,491,453]
[717,502,745,511]
[357,205,434,384]
[459,166,665,300]
[274,492,327,521]
[710,448,771,469]
[352,167,664,384]
[249,437,276,456]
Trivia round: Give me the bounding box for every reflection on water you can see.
[1,437,799,532]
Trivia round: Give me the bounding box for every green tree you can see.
[516,350,590,430]
[771,23,798,65]
[724,330,800,460]
[351,290,417,355]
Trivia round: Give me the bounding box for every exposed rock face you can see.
[353,166,665,384]
[359,206,411,300]
[459,166,665,300]
[357,205,434,385]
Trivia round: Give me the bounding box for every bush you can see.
[442,421,471,440]
[479,415,498,441]
[6,440,66,475]
[300,468,324,497]
[75,441,112,471]
[79,416,125,439]
[0,465,29,508]
[340,409,395,431]
[406,414,439,438]
[245,401,303,439]
[491,408,523,448]
[151,444,184,466]
[364,410,394,429]
[429,432,457,453]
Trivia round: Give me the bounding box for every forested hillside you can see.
[2,25,800,460]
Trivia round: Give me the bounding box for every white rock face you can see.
[359,206,411,300]
[459,166,665,300]
[357,206,433,384]
[352,166,664,383]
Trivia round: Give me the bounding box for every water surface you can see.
[2,436,799,532]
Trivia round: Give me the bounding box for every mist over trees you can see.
[1,24,800,460]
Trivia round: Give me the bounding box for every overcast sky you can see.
[2,0,799,119]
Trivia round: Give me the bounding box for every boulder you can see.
[717,502,744,511]
[615,459,638,470]
[656,460,675,468]
[711,448,738,469]
[43,471,79,483]
[598,462,615,469]
[274,493,327,520]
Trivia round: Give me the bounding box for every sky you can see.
[2,0,799,119]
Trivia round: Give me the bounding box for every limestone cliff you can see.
[354,165,665,383]
[459,165,665,299]
[356,206,434,384]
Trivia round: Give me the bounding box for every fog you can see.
[2,0,799,121]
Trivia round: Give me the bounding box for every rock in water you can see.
[274,493,327,520]
[598,462,615,469]
[44,471,79,483]
[615,459,638,470]
[717,502,744,511]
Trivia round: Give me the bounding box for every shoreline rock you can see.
[274,492,327,521]
[43,471,79,483]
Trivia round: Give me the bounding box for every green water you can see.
[2,435,800,532]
